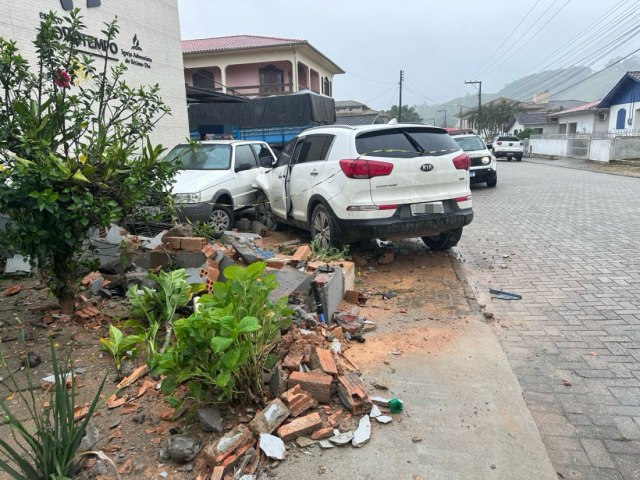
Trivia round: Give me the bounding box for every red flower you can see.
[53,69,71,88]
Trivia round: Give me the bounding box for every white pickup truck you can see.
[491,135,523,161]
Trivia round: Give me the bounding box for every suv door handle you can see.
[310,170,319,176]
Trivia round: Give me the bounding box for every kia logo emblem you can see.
[420,163,434,172]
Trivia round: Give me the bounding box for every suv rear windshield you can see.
[453,136,486,152]
[166,144,232,170]
[497,136,519,142]
[356,128,460,157]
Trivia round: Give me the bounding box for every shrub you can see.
[152,262,292,403]
[0,10,177,312]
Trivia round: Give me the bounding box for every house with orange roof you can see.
[182,34,344,98]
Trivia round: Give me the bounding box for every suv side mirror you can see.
[486,143,492,149]
[259,156,274,168]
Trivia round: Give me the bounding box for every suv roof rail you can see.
[305,124,356,131]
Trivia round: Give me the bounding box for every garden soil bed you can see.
[0,232,470,480]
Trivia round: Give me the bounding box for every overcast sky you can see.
[178,0,637,110]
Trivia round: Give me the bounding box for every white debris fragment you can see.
[352,415,371,448]
[259,433,286,460]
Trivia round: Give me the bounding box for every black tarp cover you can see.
[188,92,336,130]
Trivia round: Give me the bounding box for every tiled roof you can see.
[182,35,306,54]
[548,100,602,117]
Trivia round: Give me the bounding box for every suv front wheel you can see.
[255,192,278,231]
[311,204,343,249]
[422,228,463,251]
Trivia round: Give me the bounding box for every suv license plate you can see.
[411,202,444,215]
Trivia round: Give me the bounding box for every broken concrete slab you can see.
[269,266,312,302]
[318,440,334,449]
[258,433,286,460]
[375,415,393,424]
[352,415,371,448]
[328,431,353,446]
[248,399,290,435]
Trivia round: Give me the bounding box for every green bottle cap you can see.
[388,398,403,413]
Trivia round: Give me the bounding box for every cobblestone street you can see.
[458,160,640,480]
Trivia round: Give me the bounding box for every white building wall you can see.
[529,137,568,157]
[0,0,188,148]
[558,112,595,133]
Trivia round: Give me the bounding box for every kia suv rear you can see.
[253,124,473,250]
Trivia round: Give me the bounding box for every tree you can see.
[516,127,535,140]
[0,10,177,312]
[382,104,423,123]
[468,99,522,137]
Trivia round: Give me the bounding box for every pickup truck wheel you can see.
[208,204,234,232]
[311,204,343,249]
[255,192,279,231]
[422,228,463,251]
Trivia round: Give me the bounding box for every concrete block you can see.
[288,371,333,403]
[4,254,32,275]
[315,267,344,322]
[174,250,206,268]
[248,399,290,435]
[276,412,323,442]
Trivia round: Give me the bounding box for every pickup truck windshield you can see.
[453,136,486,152]
[166,144,232,170]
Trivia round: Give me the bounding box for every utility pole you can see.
[398,70,404,123]
[437,109,447,128]
[465,80,482,135]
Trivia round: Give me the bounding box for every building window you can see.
[259,65,284,94]
[616,108,626,129]
[323,77,330,96]
[193,69,214,90]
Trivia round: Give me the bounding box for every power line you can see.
[501,2,640,99]
[478,0,569,78]
[471,0,543,79]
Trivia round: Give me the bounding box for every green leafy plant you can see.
[310,239,351,262]
[0,10,177,312]
[0,344,106,479]
[152,262,291,403]
[190,221,219,241]
[99,324,144,371]
[126,269,200,358]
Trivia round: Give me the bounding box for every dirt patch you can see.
[0,232,473,479]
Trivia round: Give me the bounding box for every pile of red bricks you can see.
[197,326,397,480]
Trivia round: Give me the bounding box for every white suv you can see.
[450,130,497,187]
[165,140,276,231]
[253,124,473,250]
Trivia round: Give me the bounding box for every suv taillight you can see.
[339,159,393,179]
[497,141,503,145]
[452,153,470,170]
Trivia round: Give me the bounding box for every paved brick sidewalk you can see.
[457,161,640,479]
